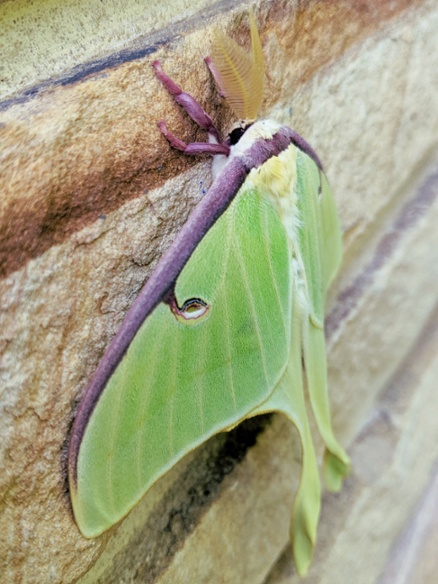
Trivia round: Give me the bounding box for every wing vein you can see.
[134,318,169,489]
[233,219,270,391]
[167,331,179,458]
[261,202,289,342]
[222,216,238,411]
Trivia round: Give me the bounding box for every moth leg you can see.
[204,57,226,97]
[153,60,229,156]
[157,121,230,156]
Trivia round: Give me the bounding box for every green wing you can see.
[71,144,349,577]
[246,147,349,574]
[248,288,321,576]
[295,149,350,491]
[71,177,293,538]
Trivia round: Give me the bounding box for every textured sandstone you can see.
[1,0,437,582]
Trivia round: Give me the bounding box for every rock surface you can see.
[1,0,437,582]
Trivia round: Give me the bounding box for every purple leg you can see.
[158,122,229,155]
[204,57,226,98]
[153,60,230,157]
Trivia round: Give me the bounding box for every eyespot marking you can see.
[169,297,210,324]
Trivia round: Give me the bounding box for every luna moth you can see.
[68,12,349,576]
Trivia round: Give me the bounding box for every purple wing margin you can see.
[68,127,315,483]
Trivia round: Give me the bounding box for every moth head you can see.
[227,120,254,145]
[208,11,265,132]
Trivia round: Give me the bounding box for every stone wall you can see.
[1,0,437,582]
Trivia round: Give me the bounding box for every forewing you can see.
[71,183,292,537]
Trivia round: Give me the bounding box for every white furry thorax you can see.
[210,119,282,180]
[225,120,301,250]
[210,118,309,315]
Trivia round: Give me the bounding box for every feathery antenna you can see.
[207,11,265,121]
